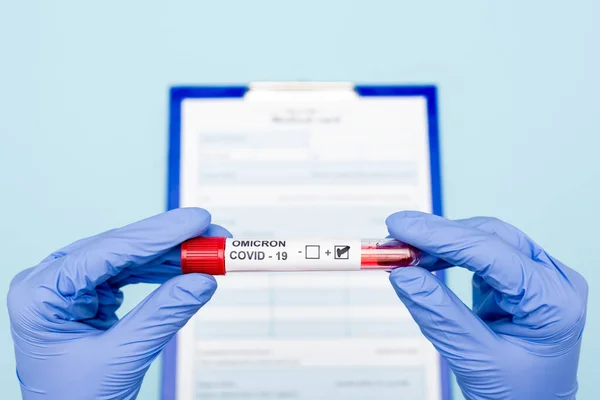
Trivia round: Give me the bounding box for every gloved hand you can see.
[7,208,230,400]
[386,211,588,400]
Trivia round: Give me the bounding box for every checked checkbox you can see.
[334,245,350,259]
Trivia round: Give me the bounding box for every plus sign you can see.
[325,249,331,256]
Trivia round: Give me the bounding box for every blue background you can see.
[1,1,598,399]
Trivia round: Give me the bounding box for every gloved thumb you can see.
[107,274,216,367]
[389,267,497,372]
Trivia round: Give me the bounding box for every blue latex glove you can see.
[386,211,588,400]
[8,208,230,400]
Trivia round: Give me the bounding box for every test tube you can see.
[181,237,419,275]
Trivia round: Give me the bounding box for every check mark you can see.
[336,246,350,258]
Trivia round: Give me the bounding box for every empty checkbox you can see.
[305,245,320,259]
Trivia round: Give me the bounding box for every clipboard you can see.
[163,82,449,400]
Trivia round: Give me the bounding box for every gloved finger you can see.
[389,215,546,271]
[391,216,548,271]
[389,267,497,372]
[455,216,587,297]
[106,224,232,288]
[455,217,545,260]
[106,273,216,369]
[386,211,539,302]
[39,228,120,263]
[52,208,212,298]
[453,217,536,323]
[459,216,588,288]
[455,216,588,333]
[41,210,227,264]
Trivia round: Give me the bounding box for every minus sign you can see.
[298,251,302,253]
[269,256,273,258]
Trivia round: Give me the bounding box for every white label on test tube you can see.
[225,239,362,272]
[180,237,420,275]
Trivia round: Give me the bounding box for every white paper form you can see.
[176,85,441,400]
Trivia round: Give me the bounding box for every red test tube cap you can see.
[181,237,226,275]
